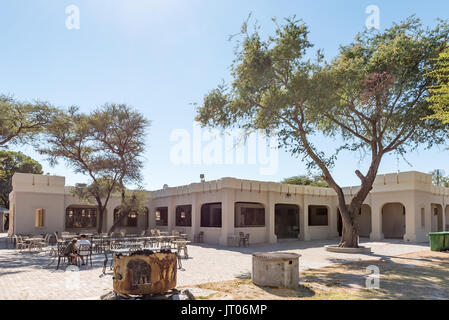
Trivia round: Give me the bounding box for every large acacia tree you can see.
[0,95,55,148]
[40,104,150,233]
[196,17,449,247]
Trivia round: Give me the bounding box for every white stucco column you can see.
[167,197,175,231]
[303,199,310,241]
[266,191,277,244]
[370,200,384,241]
[443,204,447,231]
[219,188,235,246]
[404,201,417,242]
[328,206,339,239]
[191,192,199,238]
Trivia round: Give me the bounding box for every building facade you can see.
[8,171,449,245]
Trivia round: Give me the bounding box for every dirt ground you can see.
[184,250,449,300]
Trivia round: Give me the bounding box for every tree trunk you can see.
[97,206,104,234]
[338,208,360,248]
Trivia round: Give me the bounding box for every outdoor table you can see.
[24,237,45,252]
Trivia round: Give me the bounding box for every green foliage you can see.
[427,47,449,123]
[431,169,449,187]
[0,151,43,208]
[195,15,449,246]
[281,175,329,187]
[39,104,150,232]
[0,95,56,148]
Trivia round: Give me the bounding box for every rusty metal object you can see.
[113,250,177,295]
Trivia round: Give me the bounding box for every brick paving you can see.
[0,234,429,300]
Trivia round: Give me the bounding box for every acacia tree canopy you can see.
[195,16,449,247]
[0,95,56,148]
[39,104,150,233]
[427,47,449,122]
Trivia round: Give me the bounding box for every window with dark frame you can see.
[66,207,97,229]
[308,205,328,226]
[235,203,265,227]
[176,205,192,227]
[156,207,168,226]
[201,203,222,228]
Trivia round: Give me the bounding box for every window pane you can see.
[176,205,192,227]
[235,203,265,227]
[201,203,222,228]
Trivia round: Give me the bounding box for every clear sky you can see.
[1,0,448,190]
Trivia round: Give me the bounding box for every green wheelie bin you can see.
[429,232,448,251]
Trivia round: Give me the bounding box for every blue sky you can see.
[1,0,448,190]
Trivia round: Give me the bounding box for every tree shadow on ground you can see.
[302,254,449,300]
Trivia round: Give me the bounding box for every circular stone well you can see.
[324,245,372,254]
[252,252,301,289]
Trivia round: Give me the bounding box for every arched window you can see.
[155,207,168,226]
[234,202,265,227]
[176,205,192,227]
[201,203,222,228]
[114,207,139,227]
[66,206,97,229]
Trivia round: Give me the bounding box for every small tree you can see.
[196,16,449,247]
[281,175,329,187]
[40,104,150,233]
[0,95,55,148]
[0,151,43,208]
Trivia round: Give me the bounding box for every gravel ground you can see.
[0,233,429,300]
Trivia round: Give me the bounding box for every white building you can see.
[8,171,449,245]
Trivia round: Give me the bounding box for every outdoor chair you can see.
[239,232,250,247]
[194,231,204,243]
[243,234,250,247]
[14,235,30,253]
[77,244,92,267]
[56,242,70,270]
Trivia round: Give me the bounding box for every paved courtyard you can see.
[0,233,430,300]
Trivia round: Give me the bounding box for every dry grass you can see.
[184,250,449,300]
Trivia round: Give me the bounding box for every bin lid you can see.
[252,252,301,260]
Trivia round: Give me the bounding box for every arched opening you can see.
[65,205,98,231]
[113,207,149,230]
[201,203,222,228]
[175,205,192,227]
[275,204,300,239]
[382,203,406,239]
[155,207,168,227]
[337,205,372,237]
[430,204,443,232]
[234,202,265,227]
